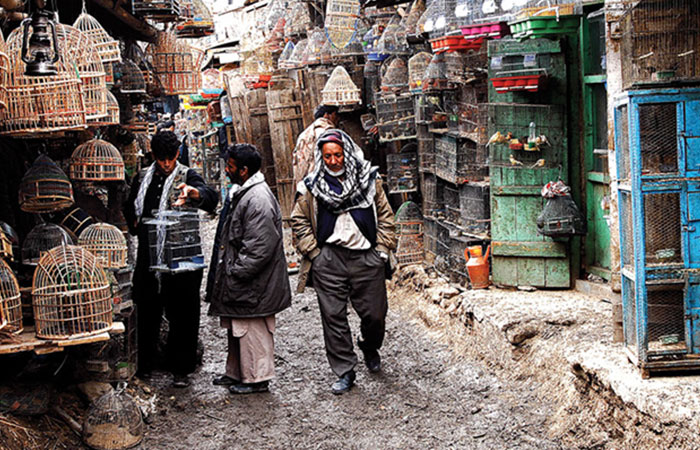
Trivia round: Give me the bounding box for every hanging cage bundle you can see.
[79,223,128,269]
[0,259,21,334]
[73,12,122,64]
[321,65,362,106]
[19,155,75,213]
[69,139,125,182]
[21,223,74,266]
[32,245,113,340]
[325,0,361,49]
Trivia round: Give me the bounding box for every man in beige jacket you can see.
[292,129,396,395]
[292,104,339,192]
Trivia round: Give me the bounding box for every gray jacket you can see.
[208,178,291,318]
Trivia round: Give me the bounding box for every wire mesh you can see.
[422,172,438,216]
[646,285,686,352]
[435,134,487,184]
[443,184,460,224]
[376,93,416,142]
[619,190,635,269]
[417,123,435,172]
[0,259,21,334]
[622,274,638,356]
[387,151,418,193]
[395,201,424,266]
[459,181,490,233]
[643,192,681,266]
[21,223,74,266]
[79,223,128,269]
[83,387,144,450]
[617,105,631,182]
[620,0,700,89]
[381,57,409,91]
[638,102,678,175]
[423,52,449,91]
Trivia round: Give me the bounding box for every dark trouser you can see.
[311,245,388,377]
[133,264,203,376]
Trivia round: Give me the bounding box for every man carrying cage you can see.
[125,130,218,388]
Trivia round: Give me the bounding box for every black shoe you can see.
[331,370,355,395]
[212,375,239,386]
[358,339,381,373]
[172,374,190,388]
[229,381,270,394]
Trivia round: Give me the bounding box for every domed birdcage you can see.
[375,21,410,56]
[32,245,112,340]
[322,65,361,106]
[381,57,408,91]
[262,0,286,34]
[73,12,121,64]
[325,0,361,49]
[278,41,296,69]
[403,0,426,37]
[21,223,74,267]
[0,259,21,334]
[0,30,9,117]
[285,0,312,37]
[176,0,215,38]
[19,155,74,213]
[148,32,202,95]
[87,88,119,127]
[305,29,328,66]
[113,60,146,94]
[408,52,432,92]
[423,51,448,91]
[69,139,125,182]
[79,223,128,269]
[83,386,144,450]
[51,206,96,242]
[287,39,308,69]
[394,201,424,267]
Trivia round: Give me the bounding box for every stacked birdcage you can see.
[422,172,438,216]
[408,52,432,93]
[395,201,424,267]
[387,148,418,194]
[73,12,121,64]
[114,60,147,94]
[149,32,202,95]
[32,245,113,339]
[306,29,329,65]
[70,139,125,182]
[143,210,205,272]
[325,0,361,49]
[459,181,490,234]
[376,93,416,142]
[278,41,296,69]
[176,0,215,37]
[83,387,144,450]
[19,155,74,213]
[321,66,362,105]
[0,259,21,333]
[435,134,487,184]
[79,223,128,269]
[423,52,449,91]
[417,123,434,173]
[285,0,312,37]
[404,0,426,38]
[132,0,180,20]
[287,39,308,69]
[21,223,74,266]
[381,57,409,92]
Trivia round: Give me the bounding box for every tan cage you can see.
[19,155,74,213]
[78,223,128,269]
[70,139,125,182]
[321,65,361,105]
[147,32,203,95]
[32,245,112,340]
[73,12,121,64]
[0,259,21,334]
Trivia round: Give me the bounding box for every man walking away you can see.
[292,104,340,192]
[206,144,292,394]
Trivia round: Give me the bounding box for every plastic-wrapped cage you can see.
[32,245,113,340]
[536,194,587,237]
[394,201,424,267]
[322,66,362,106]
[278,41,296,69]
[143,210,205,273]
[21,223,74,266]
[70,139,125,182]
[285,0,312,37]
[0,259,22,333]
[79,223,128,269]
[19,155,74,214]
[403,0,426,38]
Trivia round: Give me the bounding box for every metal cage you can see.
[395,201,424,267]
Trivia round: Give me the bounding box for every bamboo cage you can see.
[0,231,12,261]
[114,59,147,94]
[79,223,128,269]
[32,245,112,340]
[176,0,215,37]
[53,206,96,242]
[0,259,21,334]
[69,139,125,181]
[2,30,86,137]
[285,0,312,37]
[127,43,162,97]
[0,31,9,116]
[19,155,74,213]
[395,201,424,267]
[325,0,361,48]
[148,32,203,94]
[73,12,121,63]
[382,57,409,91]
[322,65,362,105]
[22,223,74,266]
[103,62,114,86]
[87,90,120,126]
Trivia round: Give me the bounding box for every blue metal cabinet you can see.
[615,87,700,377]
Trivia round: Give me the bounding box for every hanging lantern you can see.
[19,154,74,213]
[20,9,60,77]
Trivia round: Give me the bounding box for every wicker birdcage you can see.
[83,387,144,450]
[148,33,203,94]
[278,41,296,69]
[0,31,9,116]
[0,259,21,334]
[73,12,121,63]
[19,155,74,213]
[381,57,409,91]
[404,0,426,36]
[325,0,361,49]
[322,65,362,105]
[69,139,125,182]
[2,29,86,137]
[285,0,312,37]
[395,201,424,267]
[78,223,128,269]
[87,90,120,127]
[0,222,19,259]
[21,223,74,266]
[32,245,112,340]
[287,39,308,68]
[114,60,146,94]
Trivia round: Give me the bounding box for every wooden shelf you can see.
[0,322,124,356]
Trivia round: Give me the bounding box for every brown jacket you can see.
[291,177,397,293]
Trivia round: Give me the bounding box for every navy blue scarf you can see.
[317,173,377,247]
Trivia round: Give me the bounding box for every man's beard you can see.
[227,170,243,185]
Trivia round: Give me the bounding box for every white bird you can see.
[509,154,524,166]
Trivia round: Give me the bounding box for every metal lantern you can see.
[79,223,128,269]
[69,139,125,181]
[20,9,60,77]
[0,258,22,334]
[32,245,112,340]
[19,154,74,213]
[22,223,74,266]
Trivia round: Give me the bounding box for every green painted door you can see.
[582,5,611,280]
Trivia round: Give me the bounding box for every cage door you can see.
[684,100,700,176]
[686,190,700,268]
[684,280,700,354]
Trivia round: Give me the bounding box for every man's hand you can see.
[174,183,201,207]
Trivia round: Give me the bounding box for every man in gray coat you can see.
[206,144,292,394]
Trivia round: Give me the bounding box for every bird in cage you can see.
[487,130,511,147]
[509,154,524,166]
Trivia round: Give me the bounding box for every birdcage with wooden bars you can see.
[395,201,424,267]
[0,259,21,334]
[114,60,146,94]
[0,31,9,116]
[0,231,12,262]
[322,65,362,105]
[149,33,203,94]
[325,0,361,49]
[91,90,119,126]
[69,139,125,181]
[50,206,95,242]
[79,223,128,269]
[2,29,86,137]
[73,12,121,63]
[22,223,74,266]
[285,0,312,37]
[32,245,112,340]
[19,155,74,213]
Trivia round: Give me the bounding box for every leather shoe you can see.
[172,374,190,388]
[358,339,381,373]
[331,370,355,395]
[212,375,239,386]
[229,381,269,394]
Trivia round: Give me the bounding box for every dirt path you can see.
[140,276,562,449]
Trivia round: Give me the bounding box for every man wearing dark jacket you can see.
[206,144,291,394]
[125,130,218,388]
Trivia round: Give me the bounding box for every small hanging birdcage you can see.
[278,41,296,69]
[363,25,388,61]
[32,245,112,340]
[404,0,426,37]
[423,52,448,91]
[394,201,424,267]
[381,57,408,91]
[113,60,146,94]
[79,223,128,269]
[322,65,362,106]
[143,210,206,273]
[0,259,21,334]
[306,29,328,65]
[0,222,19,260]
[83,386,144,450]
[73,12,121,64]
[19,155,74,214]
[69,139,125,181]
[285,0,312,37]
[21,223,74,266]
[375,22,410,56]
[408,52,432,93]
[287,39,308,68]
[325,0,361,49]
